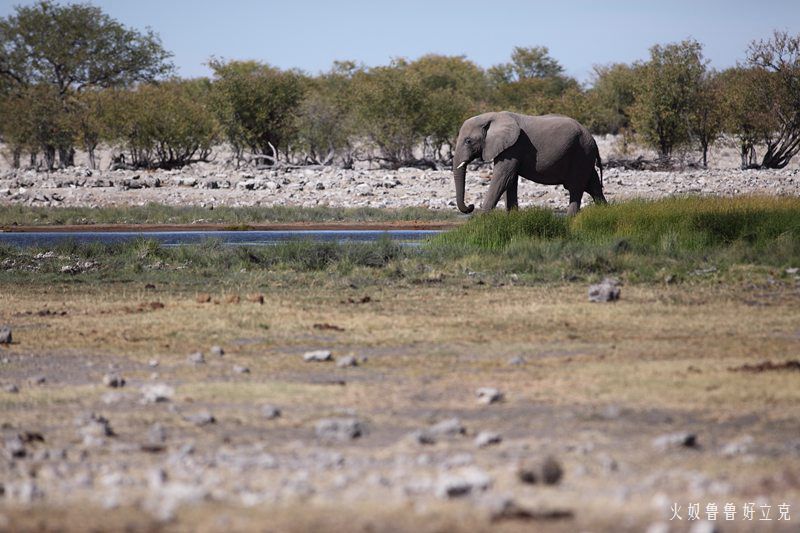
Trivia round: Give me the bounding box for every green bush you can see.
[102,80,218,168]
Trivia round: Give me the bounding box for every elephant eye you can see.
[464,138,472,145]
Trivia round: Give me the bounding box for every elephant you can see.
[452,111,606,215]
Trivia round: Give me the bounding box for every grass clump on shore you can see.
[0,204,458,226]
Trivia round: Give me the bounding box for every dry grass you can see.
[1,280,799,531]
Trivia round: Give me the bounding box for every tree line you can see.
[1,1,799,171]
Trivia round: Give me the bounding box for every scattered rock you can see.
[102,372,125,388]
[485,496,574,522]
[2,384,19,394]
[4,434,27,458]
[336,355,358,368]
[588,278,621,302]
[435,467,492,498]
[28,375,46,386]
[148,358,159,368]
[141,383,175,403]
[261,404,282,419]
[508,356,525,366]
[79,413,114,445]
[476,387,504,405]
[187,352,205,365]
[184,410,216,427]
[303,350,333,362]
[315,418,363,442]
[147,423,167,444]
[412,417,466,444]
[233,364,250,374]
[517,456,564,485]
[210,345,225,357]
[652,432,698,450]
[721,435,754,456]
[0,325,11,344]
[475,431,503,448]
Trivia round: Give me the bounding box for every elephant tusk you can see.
[457,162,467,169]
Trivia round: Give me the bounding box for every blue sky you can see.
[2,0,799,82]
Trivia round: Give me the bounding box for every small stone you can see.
[475,431,503,448]
[0,325,11,344]
[187,352,205,365]
[102,372,125,388]
[28,375,46,385]
[588,278,621,303]
[689,520,720,533]
[303,350,333,362]
[79,413,114,445]
[476,387,504,405]
[517,456,564,485]
[508,356,525,366]
[141,383,174,403]
[435,467,491,498]
[210,345,224,357]
[185,410,216,427]
[261,404,281,419]
[101,391,126,404]
[2,384,19,394]
[148,359,159,368]
[786,267,799,275]
[652,432,698,450]
[4,435,26,458]
[721,435,754,456]
[336,355,358,368]
[147,423,167,444]
[233,365,250,374]
[314,418,363,441]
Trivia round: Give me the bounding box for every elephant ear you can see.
[482,113,521,162]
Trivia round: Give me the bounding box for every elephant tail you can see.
[595,148,604,187]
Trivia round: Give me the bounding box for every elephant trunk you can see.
[453,150,474,214]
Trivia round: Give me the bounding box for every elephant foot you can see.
[566,202,580,216]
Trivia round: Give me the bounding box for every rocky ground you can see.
[1,139,799,211]
[1,282,799,532]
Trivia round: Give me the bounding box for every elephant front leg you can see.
[504,176,519,211]
[566,188,582,216]
[480,159,518,212]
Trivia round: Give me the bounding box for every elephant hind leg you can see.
[587,170,607,205]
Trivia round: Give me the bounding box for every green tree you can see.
[296,61,361,167]
[586,63,639,134]
[351,61,429,167]
[488,46,580,115]
[0,1,173,169]
[209,60,305,165]
[0,1,172,94]
[717,67,777,168]
[407,54,488,161]
[691,71,725,167]
[630,39,706,158]
[102,80,218,169]
[746,30,800,168]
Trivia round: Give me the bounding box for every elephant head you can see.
[453,112,521,214]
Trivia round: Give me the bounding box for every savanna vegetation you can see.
[3,197,798,286]
[2,2,800,172]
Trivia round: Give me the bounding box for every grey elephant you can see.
[453,111,606,215]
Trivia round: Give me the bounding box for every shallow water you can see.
[0,229,441,248]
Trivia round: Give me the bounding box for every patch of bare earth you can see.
[1,282,799,531]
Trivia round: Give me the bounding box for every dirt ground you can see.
[1,278,799,532]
